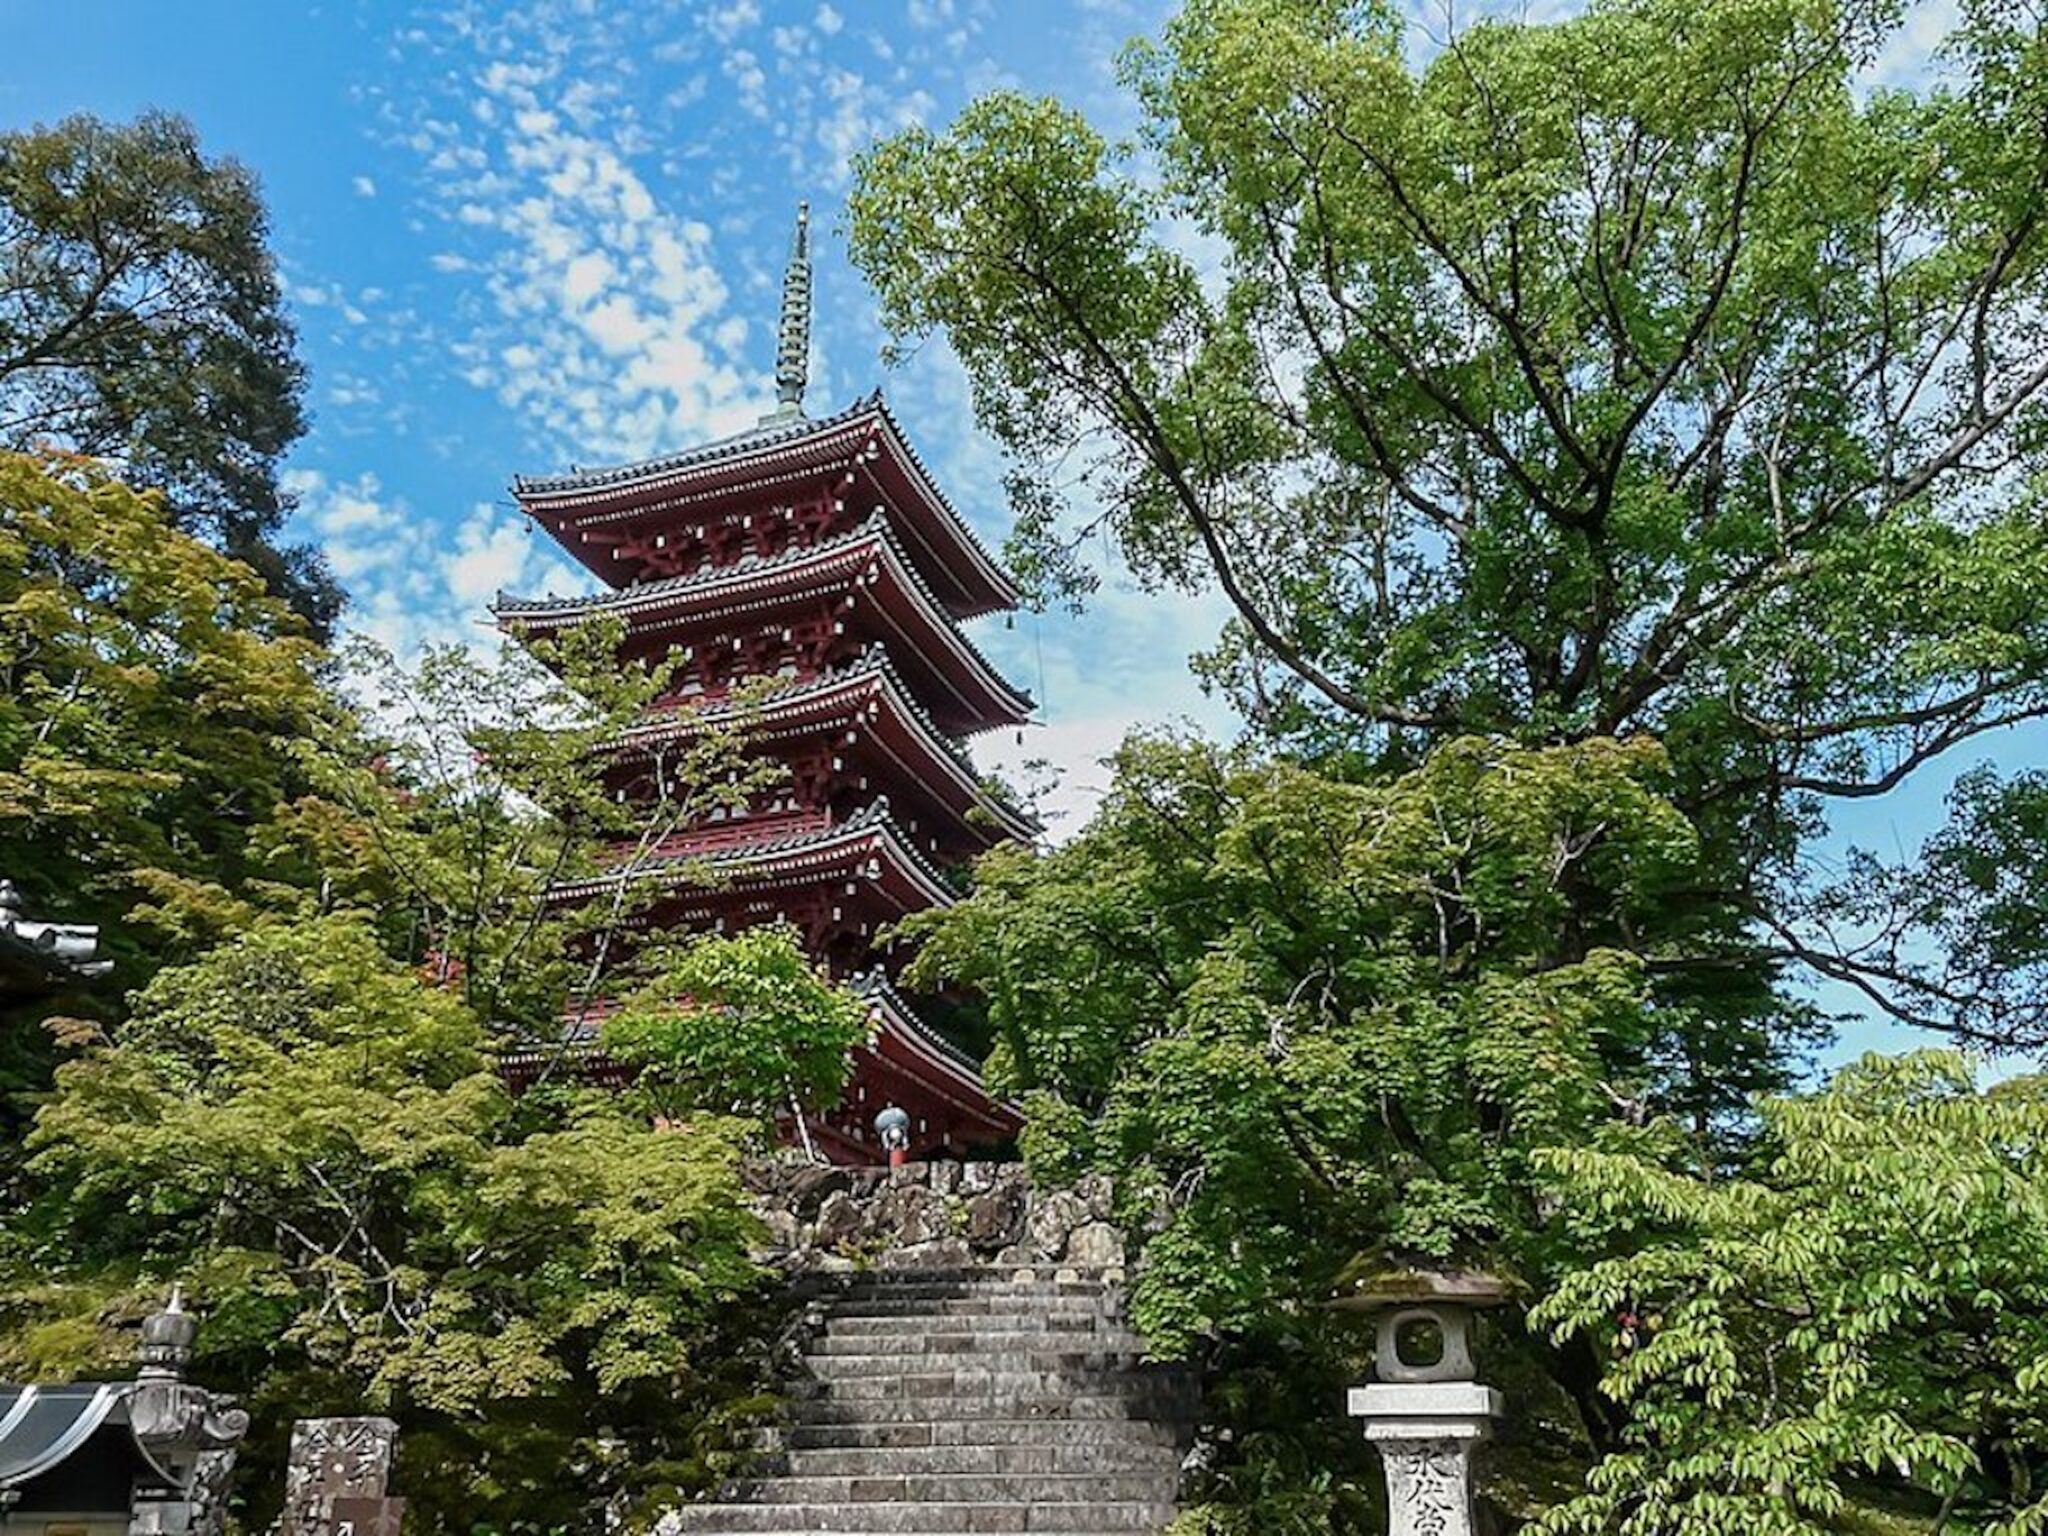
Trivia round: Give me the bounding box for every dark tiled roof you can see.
[852,969,989,1078]
[509,392,1019,609]
[614,649,1040,842]
[492,516,1034,723]
[552,795,960,904]
[0,1384,125,1487]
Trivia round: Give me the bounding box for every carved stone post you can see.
[281,1417,402,1536]
[1339,1266,1510,1536]
[126,1288,249,1536]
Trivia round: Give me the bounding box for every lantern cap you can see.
[1326,1255,1516,1314]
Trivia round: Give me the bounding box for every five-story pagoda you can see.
[493,206,1030,1163]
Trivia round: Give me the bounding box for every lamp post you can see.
[1336,1265,1511,1536]
[873,1104,912,1168]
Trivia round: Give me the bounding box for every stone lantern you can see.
[1336,1264,1512,1536]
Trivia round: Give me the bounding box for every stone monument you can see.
[280,1417,402,1536]
[1339,1265,1511,1536]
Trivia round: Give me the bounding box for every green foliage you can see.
[603,924,869,1126]
[0,113,335,631]
[0,452,322,1141]
[256,630,785,1044]
[903,734,1692,1463]
[849,0,2048,1044]
[1532,1053,2048,1534]
[0,512,865,1527]
[6,916,771,1530]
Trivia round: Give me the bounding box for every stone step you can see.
[794,1367,1173,1401]
[788,1392,1195,1426]
[765,1444,1182,1477]
[805,1348,1148,1374]
[663,1500,1176,1532]
[818,1297,1120,1321]
[808,1330,1145,1357]
[749,1419,1187,1452]
[795,1278,1117,1304]
[723,1475,1173,1505]
[821,1313,1116,1337]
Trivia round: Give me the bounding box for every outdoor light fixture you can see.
[873,1104,912,1168]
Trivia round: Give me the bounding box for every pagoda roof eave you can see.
[614,652,1040,845]
[510,392,1022,613]
[548,797,959,910]
[494,517,1034,732]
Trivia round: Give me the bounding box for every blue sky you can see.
[5,0,1221,825]
[3,0,2010,1068]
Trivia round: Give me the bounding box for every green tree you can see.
[3,616,867,1527]
[900,730,1701,1526]
[603,924,873,1130]
[0,113,337,632]
[0,451,322,1140]
[6,916,773,1534]
[1533,1052,2048,1534]
[847,0,2048,1050]
[1,490,867,1525]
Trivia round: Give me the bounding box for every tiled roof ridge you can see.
[605,650,1038,846]
[510,391,884,497]
[494,516,1035,722]
[852,967,987,1078]
[508,390,1020,606]
[492,512,887,617]
[622,647,964,775]
[861,396,1015,603]
[557,793,960,905]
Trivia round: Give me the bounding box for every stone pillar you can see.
[281,1417,402,1536]
[1347,1381,1502,1536]
[125,1289,249,1536]
[1339,1269,1510,1536]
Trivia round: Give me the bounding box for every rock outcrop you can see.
[743,1161,1125,1275]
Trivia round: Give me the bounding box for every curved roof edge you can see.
[510,391,1022,612]
[493,516,1035,730]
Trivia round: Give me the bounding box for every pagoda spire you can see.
[766,200,812,423]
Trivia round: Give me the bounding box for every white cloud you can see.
[410,47,761,463]
[814,4,844,35]
[448,503,541,607]
[723,48,770,118]
[286,466,592,662]
[706,0,761,43]
[352,174,378,197]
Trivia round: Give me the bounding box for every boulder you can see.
[1075,1173,1115,1222]
[757,1207,801,1252]
[881,1237,974,1270]
[964,1182,1028,1252]
[814,1191,864,1249]
[1067,1222,1124,1267]
[871,1182,953,1245]
[1026,1190,1089,1260]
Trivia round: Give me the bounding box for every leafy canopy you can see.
[0,451,323,1138]
[10,916,769,1533]
[1534,1052,2048,1534]
[0,113,336,632]
[901,734,1690,1405]
[849,0,2048,1045]
[1,529,865,1528]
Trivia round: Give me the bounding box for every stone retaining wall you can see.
[742,1159,1126,1272]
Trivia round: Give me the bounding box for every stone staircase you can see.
[672,1269,1198,1534]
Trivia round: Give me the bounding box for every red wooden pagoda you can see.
[494,205,1029,1162]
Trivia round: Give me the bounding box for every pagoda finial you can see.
[767,201,812,423]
